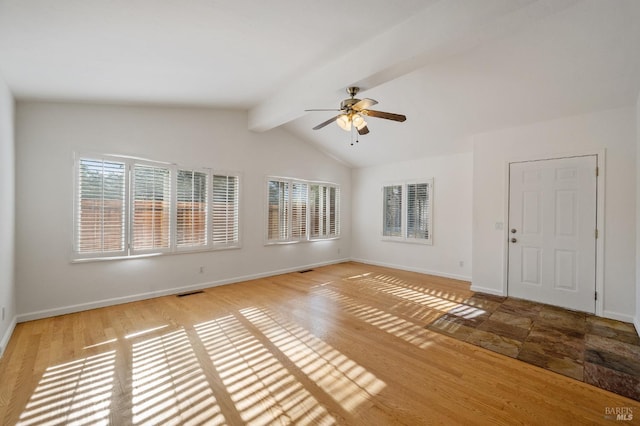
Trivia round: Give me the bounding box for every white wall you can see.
[0,77,16,357]
[472,107,636,322]
[15,101,351,320]
[351,152,472,281]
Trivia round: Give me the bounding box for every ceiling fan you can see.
[306,87,407,136]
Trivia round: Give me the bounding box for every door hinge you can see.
[595,291,598,301]
[596,167,599,177]
[595,229,598,239]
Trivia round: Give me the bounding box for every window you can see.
[73,154,240,259]
[177,169,208,249]
[407,183,431,240]
[267,180,289,241]
[75,158,127,258]
[383,185,402,238]
[212,174,240,248]
[291,182,308,240]
[310,184,340,239]
[132,164,171,253]
[382,179,433,244]
[267,178,340,244]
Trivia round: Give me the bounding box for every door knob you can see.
[511,228,517,234]
[510,238,517,243]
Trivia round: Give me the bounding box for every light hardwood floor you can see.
[1,262,638,425]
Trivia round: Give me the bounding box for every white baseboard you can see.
[469,284,506,297]
[17,258,351,323]
[350,258,471,282]
[634,317,640,338]
[0,316,17,359]
[601,310,636,324]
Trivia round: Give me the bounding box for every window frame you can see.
[175,167,210,252]
[265,177,340,245]
[309,184,341,240]
[211,172,242,250]
[131,160,173,255]
[73,154,129,260]
[72,153,241,261]
[381,178,433,245]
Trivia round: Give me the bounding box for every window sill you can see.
[381,237,433,246]
[71,245,242,263]
[265,236,341,246]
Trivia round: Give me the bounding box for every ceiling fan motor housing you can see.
[341,98,360,111]
[346,86,360,97]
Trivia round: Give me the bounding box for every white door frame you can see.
[502,149,605,316]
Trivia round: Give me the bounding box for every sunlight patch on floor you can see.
[17,351,116,426]
[195,314,335,425]
[447,305,487,319]
[241,307,386,412]
[315,288,434,349]
[131,328,223,425]
[125,324,169,339]
[83,338,117,350]
[361,276,467,313]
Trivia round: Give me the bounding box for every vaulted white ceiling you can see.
[1,0,639,168]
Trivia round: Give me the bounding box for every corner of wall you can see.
[636,89,640,336]
[0,316,17,359]
[0,75,16,356]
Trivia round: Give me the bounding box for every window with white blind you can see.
[267,180,289,242]
[291,182,308,240]
[267,178,340,244]
[407,183,431,240]
[132,164,171,253]
[212,174,240,248]
[74,158,127,258]
[73,154,241,260]
[382,179,433,244]
[177,169,208,248]
[310,184,340,239]
[383,185,402,238]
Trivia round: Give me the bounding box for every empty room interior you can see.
[2,0,640,424]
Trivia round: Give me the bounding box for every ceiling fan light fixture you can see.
[352,113,367,130]
[308,86,406,134]
[336,114,351,131]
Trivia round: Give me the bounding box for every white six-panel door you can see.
[507,156,597,313]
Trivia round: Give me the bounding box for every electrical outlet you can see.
[338,248,341,255]
[199,266,204,274]
[459,261,464,268]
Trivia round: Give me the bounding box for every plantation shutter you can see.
[267,180,289,241]
[291,182,308,240]
[309,185,323,238]
[212,174,240,247]
[75,158,126,256]
[328,186,339,236]
[308,184,340,239]
[407,183,430,240]
[177,169,208,248]
[132,164,171,252]
[383,185,402,237]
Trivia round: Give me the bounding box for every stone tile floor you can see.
[427,294,640,401]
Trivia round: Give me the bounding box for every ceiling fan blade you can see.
[312,115,340,130]
[357,125,369,135]
[352,98,378,111]
[305,108,341,112]
[363,109,407,122]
